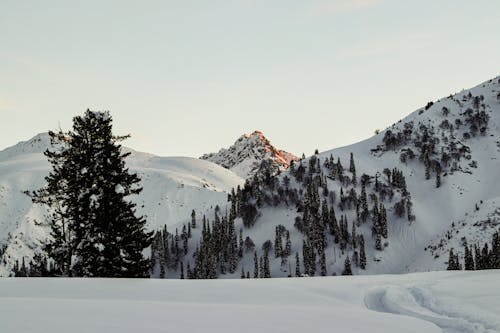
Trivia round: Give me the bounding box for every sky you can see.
[1,0,499,157]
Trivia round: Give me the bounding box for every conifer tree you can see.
[464,240,475,270]
[191,210,196,228]
[349,152,357,186]
[28,110,152,277]
[447,249,460,270]
[320,249,327,276]
[424,150,431,180]
[253,252,259,278]
[342,256,352,275]
[263,251,271,278]
[359,236,367,269]
[295,252,301,277]
[375,233,382,251]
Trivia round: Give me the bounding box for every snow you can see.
[0,144,243,276]
[204,75,500,278]
[201,130,298,179]
[0,270,498,332]
[1,75,499,278]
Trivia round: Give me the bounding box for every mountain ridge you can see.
[200,130,299,179]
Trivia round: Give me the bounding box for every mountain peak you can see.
[201,131,298,179]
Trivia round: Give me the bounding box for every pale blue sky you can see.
[1,0,499,157]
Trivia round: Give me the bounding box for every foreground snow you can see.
[0,271,499,333]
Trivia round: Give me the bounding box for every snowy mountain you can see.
[2,76,500,278]
[150,75,500,279]
[200,130,299,179]
[0,135,244,275]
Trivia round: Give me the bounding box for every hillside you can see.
[149,75,500,279]
[0,136,244,276]
[200,130,298,179]
[1,76,499,278]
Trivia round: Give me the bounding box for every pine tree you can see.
[263,250,271,278]
[274,226,282,258]
[320,249,327,276]
[435,164,441,188]
[180,261,185,279]
[254,252,259,278]
[342,256,352,275]
[424,150,431,180]
[28,110,152,277]
[375,233,382,251]
[191,210,196,228]
[349,152,357,186]
[238,229,244,258]
[284,231,291,257]
[447,249,460,270]
[464,240,475,270]
[295,252,301,277]
[359,236,367,269]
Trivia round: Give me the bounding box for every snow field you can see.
[0,271,499,333]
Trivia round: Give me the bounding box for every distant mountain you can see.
[200,130,299,179]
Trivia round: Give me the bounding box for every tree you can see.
[464,240,475,270]
[447,249,461,270]
[253,252,259,278]
[342,256,352,275]
[295,252,301,277]
[359,235,367,269]
[191,210,196,228]
[28,110,152,277]
[349,152,357,186]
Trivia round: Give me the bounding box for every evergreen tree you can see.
[28,110,152,277]
[180,261,184,279]
[254,252,259,278]
[284,231,291,257]
[359,236,367,269]
[349,152,357,186]
[435,164,442,188]
[191,210,196,228]
[263,251,271,278]
[320,249,327,276]
[464,240,475,271]
[424,150,431,180]
[447,249,460,270]
[342,256,352,275]
[295,252,301,277]
[375,233,382,251]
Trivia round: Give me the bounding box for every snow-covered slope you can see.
[2,76,500,278]
[200,130,299,179]
[158,75,500,279]
[0,135,244,276]
[1,271,499,333]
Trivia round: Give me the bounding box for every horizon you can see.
[1,1,499,157]
[1,74,497,158]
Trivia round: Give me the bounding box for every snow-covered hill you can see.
[200,130,298,179]
[2,76,500,278]
[1,271,499,333]
[152,75,500,279]
[0,135,244,276]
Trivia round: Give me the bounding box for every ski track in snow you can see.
[364,284,500,333]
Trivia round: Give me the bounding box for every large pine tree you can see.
[29,110,152,277]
